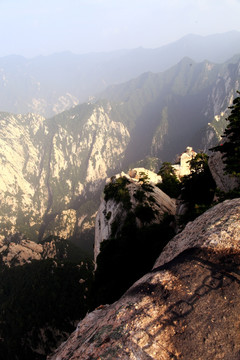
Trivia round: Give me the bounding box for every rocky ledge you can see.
[48,198,240,360]
[94,171,176,263]
[0,234,71,267]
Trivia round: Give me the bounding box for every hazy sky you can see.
[0,0,240,57]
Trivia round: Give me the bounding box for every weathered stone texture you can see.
[0,106,130,241]
[208,151,240,193]
[0,236,69,266]
[94,173,176,263]
[154,198,240,269]
[48,198,240,360]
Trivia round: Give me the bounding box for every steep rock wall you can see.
[1,57,240,243]
[0,105,130,243]
[94,172,176,263]
[201,60,240,152]
[208,150,240,193]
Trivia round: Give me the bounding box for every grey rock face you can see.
[154,198,240,268]
[94,172,176,264]
[1,55,240,243]
[208,151,240,193]
[0,235,69,267]
[0,106,130,242]
[48,198,240,360]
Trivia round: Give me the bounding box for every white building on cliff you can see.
[172,146,197,179]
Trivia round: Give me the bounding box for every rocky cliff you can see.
[200,59,240,152]
[1,55,240,247]
[48,198,240,360]
[101,55,240,163]
[0,106,129,248]
[94,169,175,263]
[208,150,240,193]
[0,234,85,267]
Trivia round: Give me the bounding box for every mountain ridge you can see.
[0,54,239,247]
[0,31,240,117]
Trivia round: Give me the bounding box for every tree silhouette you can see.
[211,91,240,177]
[157,162,181,198]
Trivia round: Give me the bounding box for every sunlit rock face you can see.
[201,61,240,152]
[0,238,43,266]
[0,112,48,240]
[0,234,71,267]
[154,198,240,268]
[1,55,240,244]
[48,198,240,360]
[127,167,162,184]
[0,104,130,243]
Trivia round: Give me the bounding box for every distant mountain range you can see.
[0,52,239,248]
[99,54,240,162]
[0,31,240,117]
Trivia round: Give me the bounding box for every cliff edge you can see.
[94,170,176,264]
[48,198,240,360]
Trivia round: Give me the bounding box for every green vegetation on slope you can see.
[104,176,132,210]
[157,162,181,198]
[179,152,216,225]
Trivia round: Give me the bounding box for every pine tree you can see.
[157,162,181,198]
[211,91,240,177]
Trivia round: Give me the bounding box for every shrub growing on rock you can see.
[157,162,181,198]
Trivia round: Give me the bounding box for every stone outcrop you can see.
[0,235,71,267]
[0,238,43,266]
[94,172,176,263]
[128,168,162,184]
[208,150,240,193]
[48,198,240,360]
[154,198,240,268]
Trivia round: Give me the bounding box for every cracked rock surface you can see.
[48,199,240,360]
